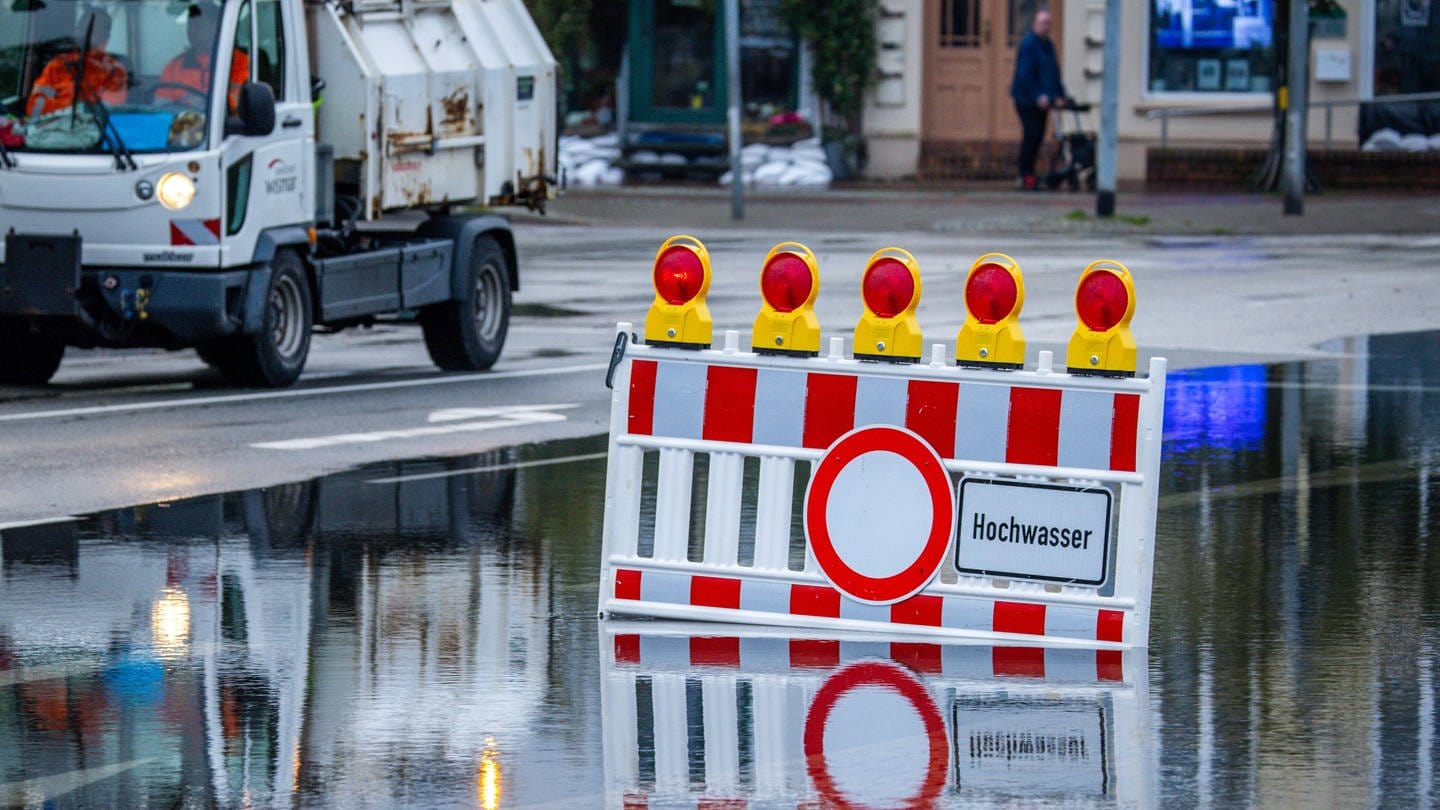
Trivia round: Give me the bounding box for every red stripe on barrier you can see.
[1097,649,1124,682]
[1110,393,1141,472]
[1097,609,1124,642]
[615,568,642,601]
[905,380,959,458]
[790,584,841,618]
[703,365,759,443]
[891,594,943,627]
[1006,387,1063,466]
[628,360,658,435]
[790,639,840,668]
[891,642,943,674]
[802,373,858,449]
[614,634,640,664]
[623,794,649,810]
[691,636,741,667]
[691,575,741,610]
[993,646,1047,678]
[993,601,1047,636]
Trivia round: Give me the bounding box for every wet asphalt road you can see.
[3,222,1440,523]
[0,337,1436,806]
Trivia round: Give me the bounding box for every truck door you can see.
[221,0,312,268]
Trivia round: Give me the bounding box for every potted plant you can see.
[781,0,879,180]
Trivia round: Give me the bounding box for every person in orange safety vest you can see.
[155,4,250,110]
[26,10,129,118]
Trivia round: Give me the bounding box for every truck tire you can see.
[0,320,65,385]
[420,234,511,371]
[215,250,312,387]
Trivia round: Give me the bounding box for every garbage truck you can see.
[0,0,555,386]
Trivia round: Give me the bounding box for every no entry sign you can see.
[804,426,956,605]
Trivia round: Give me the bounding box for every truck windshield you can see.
[0,0,231,154]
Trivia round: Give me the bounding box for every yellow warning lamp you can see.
[644,235,713,349]
[752,241,821,356]
[1066,259,1137,376]
[955,252,1026,369]
[853,247,923,363]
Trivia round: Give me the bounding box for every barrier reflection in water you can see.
[600,621,1156,808]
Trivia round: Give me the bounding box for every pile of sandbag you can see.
[719,138,833,188]
[1361,128,1440,152]
[560,133,624,187]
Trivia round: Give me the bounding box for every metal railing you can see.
[1147,90,1440,150]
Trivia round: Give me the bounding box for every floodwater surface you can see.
[0,333,1436,808]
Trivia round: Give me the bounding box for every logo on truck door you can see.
[265,158,297,194]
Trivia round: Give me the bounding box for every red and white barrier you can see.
[600,621,1154,809]
[600,327,1166,648]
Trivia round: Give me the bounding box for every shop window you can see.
[1148,0,1276,93]
[1374,0,1440,95]
[650,0,716,111]
[740,0,796,123]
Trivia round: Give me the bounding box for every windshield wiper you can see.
[92,99,137,171]
[68,13,135,171]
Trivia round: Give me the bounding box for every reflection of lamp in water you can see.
[478,740,501,810]
[151,586,190,656]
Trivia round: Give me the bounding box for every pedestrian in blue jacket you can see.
[1011,10,1067,190]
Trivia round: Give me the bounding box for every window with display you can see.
[1374,0,1440,95]
[1148,0,1276,93]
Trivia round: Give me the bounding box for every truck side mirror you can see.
[227,82,276,137]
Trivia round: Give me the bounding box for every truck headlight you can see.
[157,173,196,210]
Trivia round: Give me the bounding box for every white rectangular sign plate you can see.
[956,478,1112,585]
[952,697,1113,797]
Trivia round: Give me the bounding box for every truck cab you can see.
[0,0,555,386]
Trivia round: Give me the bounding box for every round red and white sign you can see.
[803,660,949,808]
[804,425,955,605]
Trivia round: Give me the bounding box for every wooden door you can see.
[923,0,1058,145]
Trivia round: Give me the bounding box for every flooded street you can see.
[1,332,1437,808]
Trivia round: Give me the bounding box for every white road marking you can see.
[252,404,578,450]
[0,515,79,531]
[365,451,608,484]
[0,759,155,805]
[0,362,608,423]
[426,406,544,423]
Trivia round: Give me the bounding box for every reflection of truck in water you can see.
[0,452,542,806]
[0,0,555,386]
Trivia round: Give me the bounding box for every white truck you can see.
[0,0,555,386]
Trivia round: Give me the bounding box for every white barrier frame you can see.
[599,620,1155,808]
[599,325,1167,648]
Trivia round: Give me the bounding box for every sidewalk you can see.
[535,185,1440,236]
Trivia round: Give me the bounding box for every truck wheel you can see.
[0,320,65,385]
[216,250,312,387]
[420,234,511,371]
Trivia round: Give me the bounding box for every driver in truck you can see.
[155,3,250,109]
[25,8,129,117]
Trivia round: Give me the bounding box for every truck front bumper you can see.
[0,257,270,348]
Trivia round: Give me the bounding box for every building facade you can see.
[864,0,1439,182]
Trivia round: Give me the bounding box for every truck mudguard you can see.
[239,265,276,335]
[417,215,519,298]
[253,226,313,265]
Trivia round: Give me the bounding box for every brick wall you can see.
[1148,148,1440,191]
